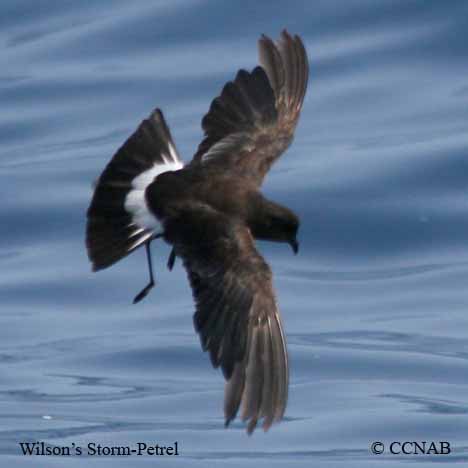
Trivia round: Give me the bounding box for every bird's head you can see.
[250,198,300,254]
[270,206,300,254]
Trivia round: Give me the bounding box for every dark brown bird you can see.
[86,30,309,434]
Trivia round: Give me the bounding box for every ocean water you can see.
[1,1,468,466]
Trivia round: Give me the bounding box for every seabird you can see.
[86,30,309,434]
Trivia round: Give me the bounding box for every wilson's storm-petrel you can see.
[86,30,309,433]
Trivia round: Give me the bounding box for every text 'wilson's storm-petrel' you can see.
[86,30,309,434]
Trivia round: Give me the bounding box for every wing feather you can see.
[191,30,309,186]
[163,204,289,433]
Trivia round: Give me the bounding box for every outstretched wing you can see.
[163,203,288,434]
[191,30,309,186]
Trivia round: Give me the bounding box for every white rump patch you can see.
[124,158,183,234]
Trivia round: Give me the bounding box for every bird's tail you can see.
[86,109,183,271]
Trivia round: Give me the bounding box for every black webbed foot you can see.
[133,281,155,304]
[133,241,155,304]
[167,248,177,271]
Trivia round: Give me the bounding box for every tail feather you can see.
[86,109,183,271]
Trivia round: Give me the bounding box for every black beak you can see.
[289,238,299,255]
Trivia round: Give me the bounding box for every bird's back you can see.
[146,164,258,224]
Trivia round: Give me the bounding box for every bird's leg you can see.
[133,239,158,304]
[167,247,177,271]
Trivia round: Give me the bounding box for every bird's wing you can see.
[163,203,288,434]
[191,30,308,187]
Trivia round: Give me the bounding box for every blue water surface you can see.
[1,1,468,466]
